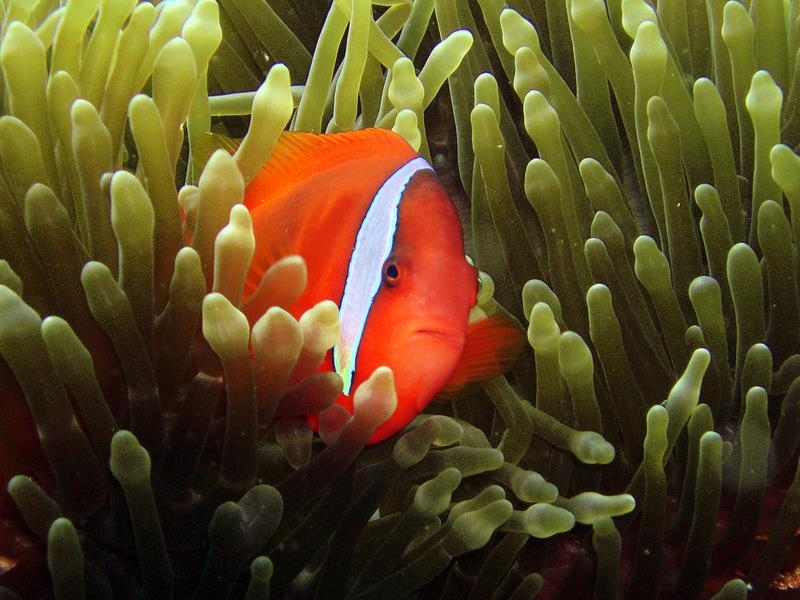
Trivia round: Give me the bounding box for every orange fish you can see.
[229,128,521,443]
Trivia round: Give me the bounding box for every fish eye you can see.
[383,259,401,286]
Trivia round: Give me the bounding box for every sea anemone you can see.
[0,0,796,598]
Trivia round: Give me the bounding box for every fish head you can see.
[334,170,478,443]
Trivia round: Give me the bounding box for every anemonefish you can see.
[219,128,522,443]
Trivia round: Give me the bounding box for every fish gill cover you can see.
[0,0,795,598]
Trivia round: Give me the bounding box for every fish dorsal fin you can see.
[246,128,418,208]
[194,128,418,208]
[438,316,526,398]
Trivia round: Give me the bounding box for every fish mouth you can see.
[415,327,460,343]
[394,318,464,347]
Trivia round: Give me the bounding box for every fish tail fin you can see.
[192,132,241,175]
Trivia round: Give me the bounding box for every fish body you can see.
[239,128,519,443]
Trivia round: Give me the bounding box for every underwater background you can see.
[0,0,798,598]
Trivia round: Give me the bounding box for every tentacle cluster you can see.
[0,0,798,599]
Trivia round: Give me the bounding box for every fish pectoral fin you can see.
[436,315,526,399]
